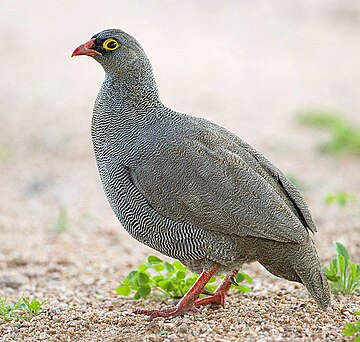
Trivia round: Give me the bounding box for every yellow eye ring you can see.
[103,38,119,51]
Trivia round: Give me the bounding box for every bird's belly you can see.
[96,158,210,262]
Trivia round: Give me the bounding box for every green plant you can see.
[116,256,252,300]
[297,110,360,156]
[55,206,68,233]
[0,144,10,163]
[324,242,360,295]
[325,192,355,207]
[343,311,360,341]
[0,295,47,321]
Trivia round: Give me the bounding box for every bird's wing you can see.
[130,118,315,244]
[241,143,317,234]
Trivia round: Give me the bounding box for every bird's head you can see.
[72,29,149,77]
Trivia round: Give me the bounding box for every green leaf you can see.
[186,276,198,286]
[330,259,338,274]
[154,264,165,272]
[207,276,216,283]
[335,242,350,263]
[148,256,162,264]
[135,285,151,299]
[152,275,165,283]
[235,273,245,283]
[350,263,357,281]
[237,285,251,293]
[28,299,41,314]
[137,264,148,272]
[138,272,150,286]
[325,274,341,282]
[204,284,217,293]
[242,273,253,284]
[343,322,357,335]
[338,255,346,278]
[164,262,174,274]
[323,267,332,278]
[157,279,173,294]
[116,285,131,296]
[158,279,170,290]
[172,261,186,271]
[128,271,140,287]
[176,271,186,279]
[159,281,174,293]
[128,270,139,280]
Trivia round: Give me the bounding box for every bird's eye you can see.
[103,38,119,51]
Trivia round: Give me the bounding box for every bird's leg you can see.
[194,269,239,308]
[135,264,219,319]
[201,288,214,296]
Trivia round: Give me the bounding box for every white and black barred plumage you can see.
[78,29,330,309]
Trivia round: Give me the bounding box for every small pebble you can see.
[199,323,210,333]
[39,332,48,340]
[178,323,188,333]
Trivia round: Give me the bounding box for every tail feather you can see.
[294,240,331,309]
[256,237,331,309]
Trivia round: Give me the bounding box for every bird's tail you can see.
[257,237,331,309]
[294,239,331,310]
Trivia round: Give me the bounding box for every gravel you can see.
[0,290,359,341]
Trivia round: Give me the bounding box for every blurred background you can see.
[0,0,359,317]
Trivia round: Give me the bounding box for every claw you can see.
[195,291,225,308]
[202,288,214,296]
[229,276,238,286]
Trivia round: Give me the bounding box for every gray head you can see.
[72,29,151,78]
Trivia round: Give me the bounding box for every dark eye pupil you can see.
[107,41,117,49]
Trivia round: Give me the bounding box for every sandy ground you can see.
[1,1,360,341]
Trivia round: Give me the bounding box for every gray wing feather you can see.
[238,140,317,234]
[130,116,316,244]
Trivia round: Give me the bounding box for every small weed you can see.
[0,295,47,321]
[324,242,360,295]
[116,256,252,300]
[343,311,360,341]
[0,144,10,163]
[297,109,360,156]
[325,192,355,207]
[156,330,169,336]
[55,206,68,233]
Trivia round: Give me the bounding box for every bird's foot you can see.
[135,265,221,319]
[135,302,200,319]
[194,269,239,309]
[194,289,227,308]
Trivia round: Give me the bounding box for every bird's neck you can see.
[102,69,162,109]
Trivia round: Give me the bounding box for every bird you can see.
[72,29,330,318]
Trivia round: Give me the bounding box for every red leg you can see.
[194,269,239,308]
[135,264,219,319]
